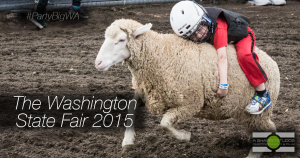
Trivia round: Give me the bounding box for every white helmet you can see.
[170,1,212,41]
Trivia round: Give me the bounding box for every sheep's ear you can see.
[133,23,152,38]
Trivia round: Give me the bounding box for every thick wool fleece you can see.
[105,19,280,132]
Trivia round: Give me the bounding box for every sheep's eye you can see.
[115,39,125,45]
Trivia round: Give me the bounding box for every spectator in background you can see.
[248,0,286,6]
[30,0,88,29]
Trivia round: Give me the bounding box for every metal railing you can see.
[0,0,183,11]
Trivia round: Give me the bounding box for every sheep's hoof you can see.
[122,145,133,154]
[161,125,191,141]
[178,130,191,141]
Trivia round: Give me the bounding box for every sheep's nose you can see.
[95,60,102,67]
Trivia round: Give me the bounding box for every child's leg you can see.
[235,27,271,114]
[234,27,268,87]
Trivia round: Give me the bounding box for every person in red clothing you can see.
[170,1,271,114]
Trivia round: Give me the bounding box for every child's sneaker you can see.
[29,14,47,29]
[69,6,89,19]
[245,91,272,114]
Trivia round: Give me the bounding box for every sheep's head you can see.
[95,19,152,71]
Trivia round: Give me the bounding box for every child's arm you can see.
[217,47,227,84]
[213,15,229,97]
[216,46,228,97]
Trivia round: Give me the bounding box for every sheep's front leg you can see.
[122,92,141,153]
[160,108,191,141]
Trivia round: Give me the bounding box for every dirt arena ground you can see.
[0,1,300,157]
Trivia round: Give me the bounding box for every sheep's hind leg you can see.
[160,108,191,141]
[122,92,141,153]
[245,118,276,158]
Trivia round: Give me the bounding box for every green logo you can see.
[252,132,295,152]
[267,135,280,149]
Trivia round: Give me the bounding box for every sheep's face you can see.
[95,30,130,71]
[95,22,152,71]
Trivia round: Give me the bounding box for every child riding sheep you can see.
[170,1,272,114]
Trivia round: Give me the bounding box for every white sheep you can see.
[95,19,280,158]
